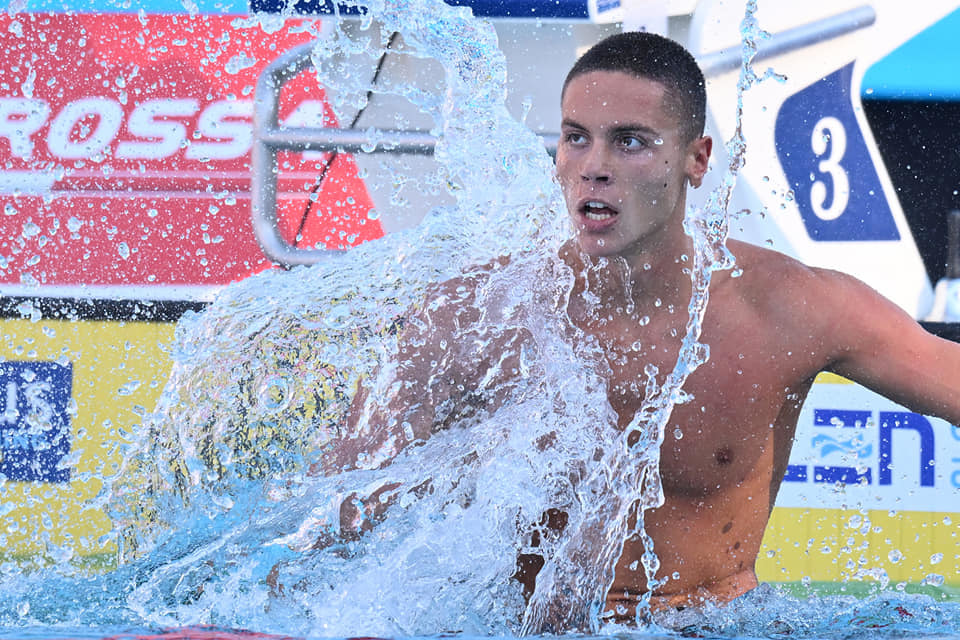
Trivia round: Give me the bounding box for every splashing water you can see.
[517,3,779,633]
[2,0,960,638]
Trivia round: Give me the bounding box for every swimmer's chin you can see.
[567,235,627,261]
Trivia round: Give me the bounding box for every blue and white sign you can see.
[775,63,900,242]
[0,361,73,483]
[777,379,959,512]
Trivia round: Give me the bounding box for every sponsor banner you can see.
[0,12,383,290]
[0,316,174,562]
[760,506,958,586]
[776,63,900,242]
[0,360,73,483]
[777,374,959,513]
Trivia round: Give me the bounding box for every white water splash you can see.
[3,0,958,638]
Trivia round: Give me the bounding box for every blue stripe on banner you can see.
[11,0,246,13]
[248,0,588,18]
[444,0,587,18]
[13,0,589,18]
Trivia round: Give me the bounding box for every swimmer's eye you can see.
[618,135,646,151]
[563,132,588,146]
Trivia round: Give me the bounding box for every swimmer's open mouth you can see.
[578,199,619,226]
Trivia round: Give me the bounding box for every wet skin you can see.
[312,70,960,625]
[544,70,960,618]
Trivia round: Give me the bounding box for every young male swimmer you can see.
[308,32,960,623]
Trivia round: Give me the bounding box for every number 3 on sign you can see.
[810,116,850,221]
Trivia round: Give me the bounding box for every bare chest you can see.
[585,310,811,497]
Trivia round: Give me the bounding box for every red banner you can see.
[0,13,382,290]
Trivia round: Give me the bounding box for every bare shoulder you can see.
[720,240,960,404]
[717,239,907,345]
[720,240,830,312]
[399,255,513,344]
[416,256,512,312]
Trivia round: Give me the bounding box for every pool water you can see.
[0,0,958,638]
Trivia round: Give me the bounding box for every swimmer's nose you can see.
[580,143,612,183]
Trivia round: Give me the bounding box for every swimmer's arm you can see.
[820,270,960,425]
[303,285,481,545]
[313,278,484,476]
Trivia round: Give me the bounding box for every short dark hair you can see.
[563,32,706,142]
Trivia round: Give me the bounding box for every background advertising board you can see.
[0,10,383,295]
[0,6,383,565]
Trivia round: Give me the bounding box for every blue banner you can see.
[0,361,73,483]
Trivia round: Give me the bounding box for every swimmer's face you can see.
[556,70,710,259]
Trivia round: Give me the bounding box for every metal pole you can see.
[698,5,876,77]
[948,211,960,280]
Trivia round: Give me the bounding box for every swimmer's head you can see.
[562,32,706,143]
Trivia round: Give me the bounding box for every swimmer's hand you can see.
[309,430,407,477]
[266,480,403,597]
[521,514,620,634]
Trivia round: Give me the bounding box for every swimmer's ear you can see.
[686,135,712,188]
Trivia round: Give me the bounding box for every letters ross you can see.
[0,96,325,162]
[47,97,125,159]
[0,98,50,158]
[116,98,200,159]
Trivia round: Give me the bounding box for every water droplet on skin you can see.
[673,428,682,440]
[653,138,663,145]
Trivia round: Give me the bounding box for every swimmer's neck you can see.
[559,228,695,309]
